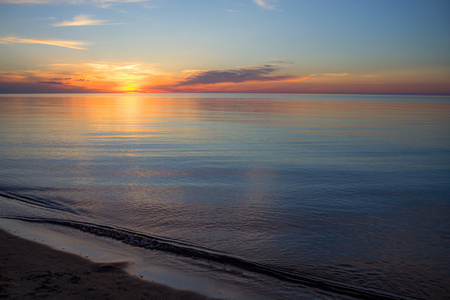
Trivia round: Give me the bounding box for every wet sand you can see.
[0,228,212,299]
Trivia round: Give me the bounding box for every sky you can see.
[0,0,449,94]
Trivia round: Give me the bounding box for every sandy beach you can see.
[0,228,212,299]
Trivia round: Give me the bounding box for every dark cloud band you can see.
[177,64,296,86]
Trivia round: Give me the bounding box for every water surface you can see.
[1,93,449,299]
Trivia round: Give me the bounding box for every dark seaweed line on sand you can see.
[2,216,419,300]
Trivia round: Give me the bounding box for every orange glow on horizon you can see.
[0,62,449,95]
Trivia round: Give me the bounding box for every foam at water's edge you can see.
[1,216,417,300]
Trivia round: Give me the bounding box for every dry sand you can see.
[0,228,213,299]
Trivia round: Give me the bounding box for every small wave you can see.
[1,216,417,300]
[0,190,78,215]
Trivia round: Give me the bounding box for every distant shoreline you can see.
[0,228,212,299]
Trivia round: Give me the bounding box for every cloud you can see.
[321,73,349,77]
[177,64,296,86]
[39,81,64,84]
[253,0,279,10]
[0,81,103,93]
[52,14,121,26]
[86,63,158,75]
[0,61,165,93]
[268,59,294,64]
[0,0,149,7]
[0,36,87,49]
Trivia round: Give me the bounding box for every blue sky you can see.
[0,0,449,93]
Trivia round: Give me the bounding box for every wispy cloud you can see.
[0,36,87,49]
[177,64,296,86]
[52,14,121,26]
[321,73,349,77]
[268,59,294,64]
[253,0,279,10]
[39,81,64,84]
[0,0,149,7]
[0,61,165,93]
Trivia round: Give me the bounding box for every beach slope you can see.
[0,228,212,299]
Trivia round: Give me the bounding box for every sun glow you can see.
[1,60,449,94]
[122,86,138,93]
[0,62,172,93]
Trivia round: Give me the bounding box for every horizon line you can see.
[1,91,449,97]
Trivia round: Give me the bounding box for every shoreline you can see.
[0,228,213,299]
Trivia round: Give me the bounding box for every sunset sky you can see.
[0,0,449,94]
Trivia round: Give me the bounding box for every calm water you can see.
[1,93,449,299]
